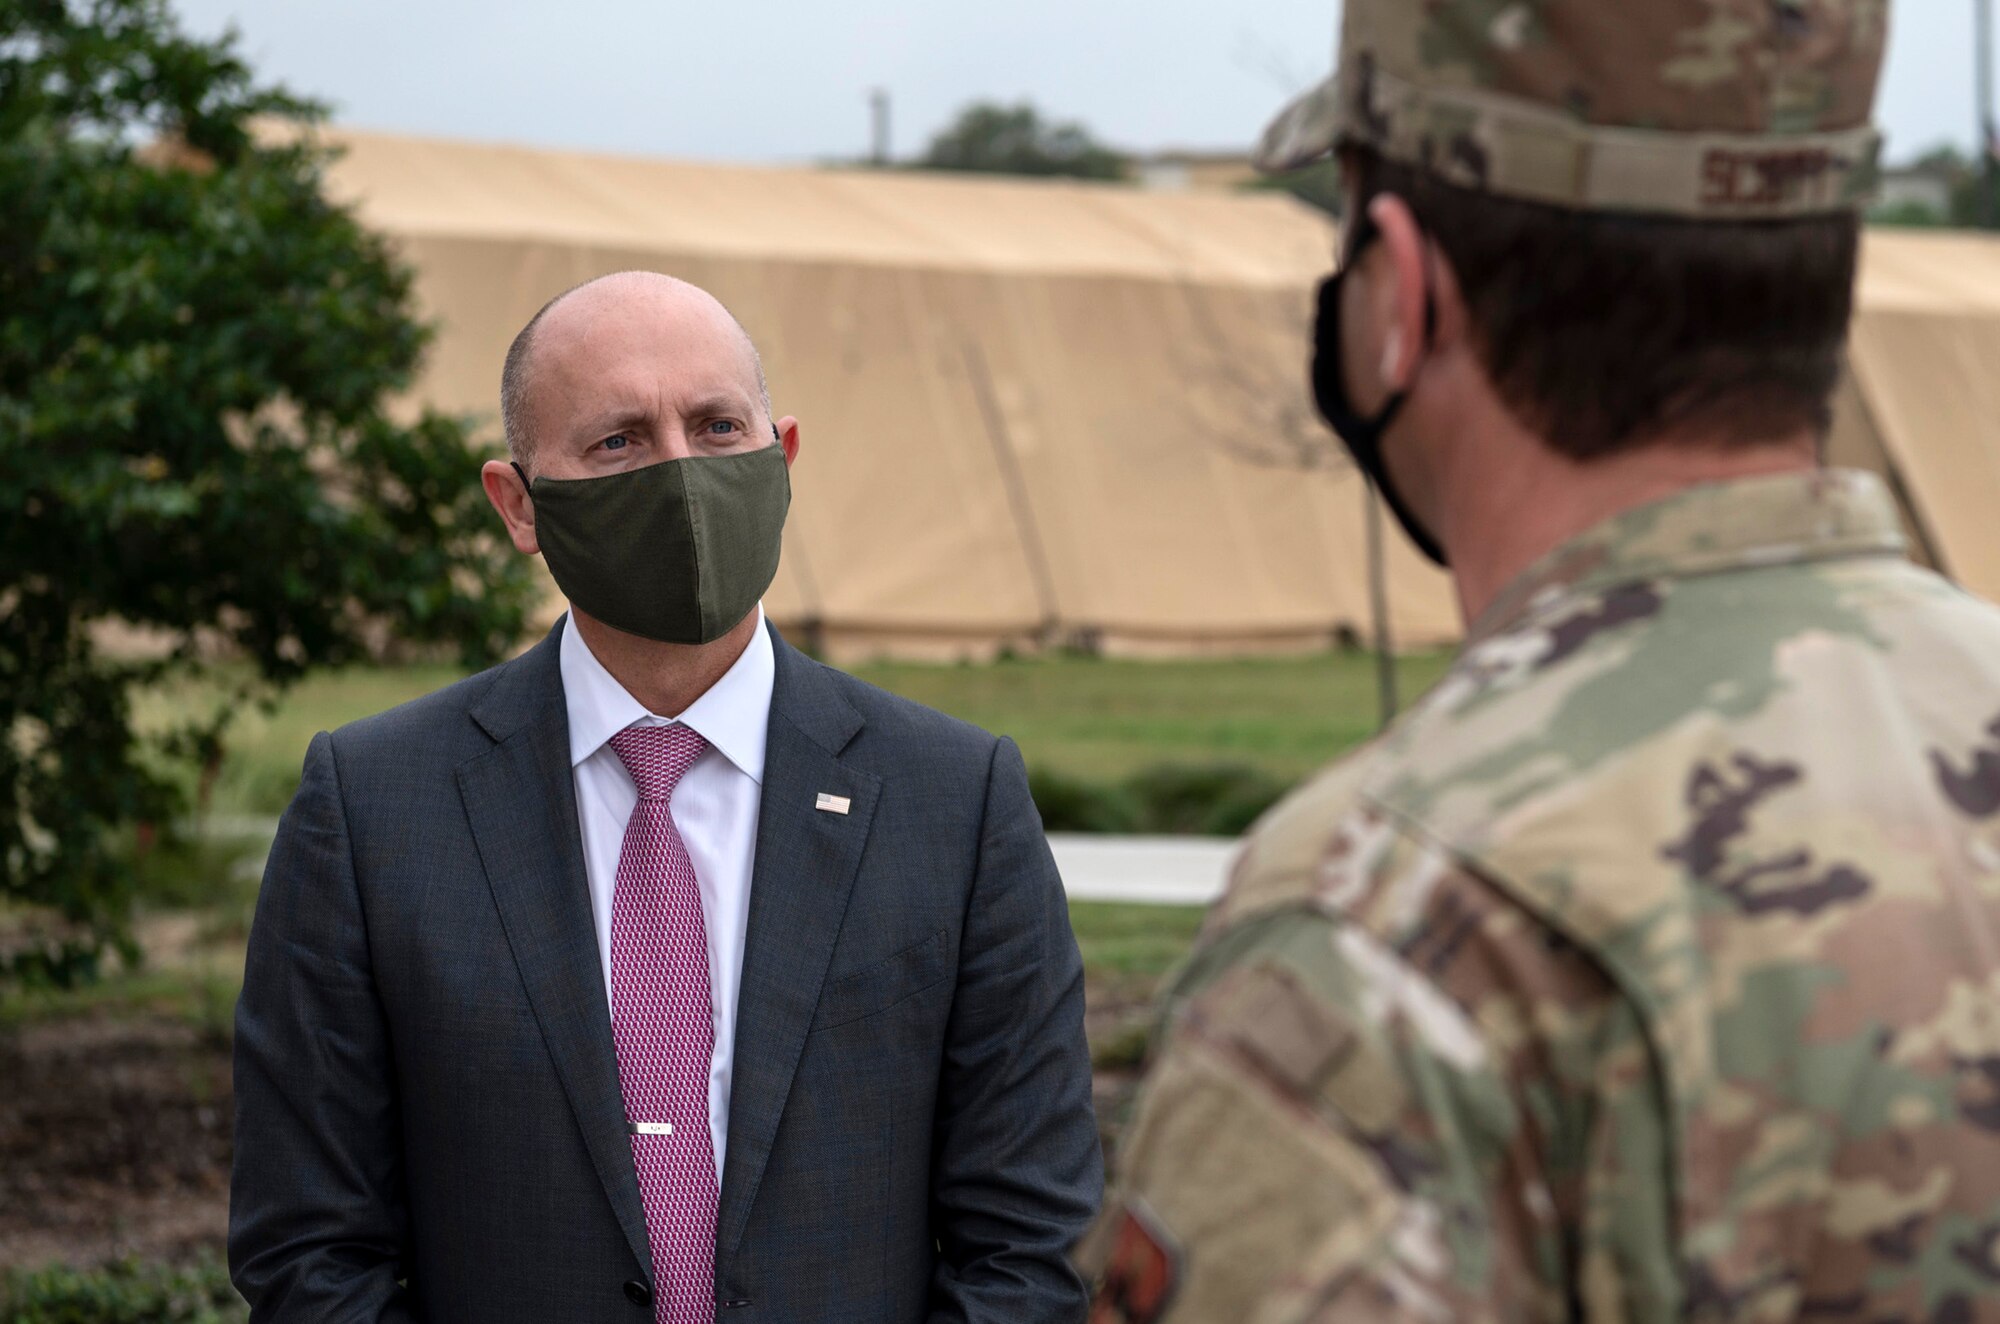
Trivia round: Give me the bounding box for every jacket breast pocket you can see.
[810,927,952,1033]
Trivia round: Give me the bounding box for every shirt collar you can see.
[1466,469,1908,647]
[558,605,775,784]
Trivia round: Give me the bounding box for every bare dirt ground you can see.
[0,1014,234,1270]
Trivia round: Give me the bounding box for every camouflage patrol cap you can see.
[1257,0,1889,218]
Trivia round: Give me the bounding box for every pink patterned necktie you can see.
[607,724,718,1324]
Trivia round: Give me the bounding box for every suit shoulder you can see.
[320,657,510,768]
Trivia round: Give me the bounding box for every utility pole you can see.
[869,88,892,167]
[1980,0,1997,227]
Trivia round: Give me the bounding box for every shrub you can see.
[1029,762,1293,837]
[1197,774,1294,838]
[1,1257,244,1324]
[1027,767,1143,834]
[1122,764,1289,837]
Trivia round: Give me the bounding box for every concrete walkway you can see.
[1047,834,1236,907]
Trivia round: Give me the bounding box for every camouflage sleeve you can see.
[1082,839,1620,1323]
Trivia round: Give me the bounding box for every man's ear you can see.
[775,415,801,468]
[480,459,539,556]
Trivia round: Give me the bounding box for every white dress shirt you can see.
[560,607,773,1178]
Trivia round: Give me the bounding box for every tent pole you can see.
[1980,0,1997,228]
[962,340,1064,647]
[1366,481,1399,729]
[869,88,892,167]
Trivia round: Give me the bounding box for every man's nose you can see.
[659,425,701,461]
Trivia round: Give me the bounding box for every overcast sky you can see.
[170,1,1989,168]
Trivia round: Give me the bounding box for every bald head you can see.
[500,271,770,468]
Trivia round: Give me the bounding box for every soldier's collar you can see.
[1464,468,1908,648]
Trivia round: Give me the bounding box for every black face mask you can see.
[1311,211,1447,566]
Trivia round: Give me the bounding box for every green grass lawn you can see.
[138,649,1451,818]
[852,651,1451,782]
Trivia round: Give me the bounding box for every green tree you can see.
[916,101,1130,181]
[0,0,532,983]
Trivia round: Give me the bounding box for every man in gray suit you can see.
[229,272,1102,1322]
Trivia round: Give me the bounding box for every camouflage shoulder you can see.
[1082,900,1517,1323]
[1085,801,1631,1321]
[1205,740,1385,929]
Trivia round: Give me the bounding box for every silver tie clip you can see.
[815,793,852,815]
[627,1121,674,1137]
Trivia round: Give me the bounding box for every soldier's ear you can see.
[1370,194,1472,370]
[1365,195,1431,393]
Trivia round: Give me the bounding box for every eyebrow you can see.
[573,407,652,443]
[682,393,755,422]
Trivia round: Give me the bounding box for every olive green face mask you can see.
[516,445,791,645]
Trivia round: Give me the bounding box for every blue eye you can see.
[601,434,630,451]
[708,420,739,436]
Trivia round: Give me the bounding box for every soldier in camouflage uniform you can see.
[1082,3,2000,1321]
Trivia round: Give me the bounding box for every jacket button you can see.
[623,1280,652,1308]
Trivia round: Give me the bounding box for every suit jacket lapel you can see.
[718,627,881,1254]
[456,623,653,1279]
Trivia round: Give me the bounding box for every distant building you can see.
[1875,161,1957,220]
[1136,149,1258,194]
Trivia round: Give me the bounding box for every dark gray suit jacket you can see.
[230,621,1101,1322]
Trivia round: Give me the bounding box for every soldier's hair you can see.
[1345,150,1860,459]
[500,273,772,469]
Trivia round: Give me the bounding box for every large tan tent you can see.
[1833,230,2000,599]
[313,129,2000,656]
[314,128,1461,657]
